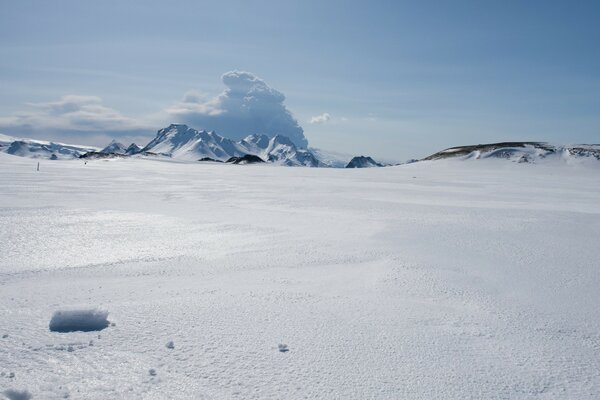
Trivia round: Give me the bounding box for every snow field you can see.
[1,153,599,399]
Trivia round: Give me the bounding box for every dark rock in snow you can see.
[226,154,265,164]
[79,152,127,159]
[198,157,223,162]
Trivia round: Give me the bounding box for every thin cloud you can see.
[310,113,331,124]
[0,95,151,146]
[0,95,145,132]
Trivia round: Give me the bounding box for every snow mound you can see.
[278,344,289,353]
[2,389,32,400]
[49,309,109,333]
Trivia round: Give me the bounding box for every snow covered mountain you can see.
[0,133,98,159]
[423,142,600,163]
[241,134,322,167]
[125,143,141,155]
[308,147,354,168]
[100,140,141,155]
[100,140,128,154]
[141,124,323,167]
[345,155,384,168]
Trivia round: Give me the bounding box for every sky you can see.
[0,0,599,161]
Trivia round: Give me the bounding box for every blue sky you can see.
[1,0,599,160]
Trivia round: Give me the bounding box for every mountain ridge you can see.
[140,124,323,167]
[422,142,600,163]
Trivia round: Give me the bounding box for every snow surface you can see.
[1,153,599,399]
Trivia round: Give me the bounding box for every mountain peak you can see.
[271,134,294,146]
[140,124,322,166]
[125,143,141,155]
[101,140,127,154]
[167,123,189,130]
[346,156,384,168]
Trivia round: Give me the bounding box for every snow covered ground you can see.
[1,153,599,399]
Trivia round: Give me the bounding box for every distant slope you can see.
[423,142,600,163]
[0,133,98,159]
[308,147,353,168]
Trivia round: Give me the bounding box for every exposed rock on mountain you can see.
[141,124,322,166]
[345,156,384,168]
[226,154,265,164]
[423,142,600,163]
[0,133,97,159]
[101,140,128,154]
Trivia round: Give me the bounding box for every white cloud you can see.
[0,95,151,146]
[0,71,309,148]
[309,113,331,124]
[166,71,308,148]
[181,90,207,104]
[0,95,145,132]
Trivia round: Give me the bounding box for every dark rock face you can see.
[568,146,600,160]
[226,154,265,164]
[125,143,141,155]
[198,157,223,162]
[79,152,127,159]
[345,156,384,168]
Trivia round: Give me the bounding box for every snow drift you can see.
[49,309,110,333]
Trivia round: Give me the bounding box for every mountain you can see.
[141,124,245,161]
[309,147,353,168]
[345,156,384,168]
[125,143,141,155]
[141,124,323,167]
[0,133,98,159]
[101,140,128,154]
[241,134,323,167]
[423,142,600,163]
